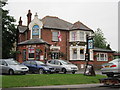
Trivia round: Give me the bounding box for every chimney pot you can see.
[18,16,22,26]
[27,10,32,26]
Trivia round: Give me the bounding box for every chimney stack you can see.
[18,16,22,26]
[27,10,32,26]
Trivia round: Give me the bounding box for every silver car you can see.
[46,59,78,74]
[0,59,29,75]
[101,58,120,77]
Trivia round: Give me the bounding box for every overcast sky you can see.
[4,0,119,51]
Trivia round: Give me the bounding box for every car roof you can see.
[109,58,120,63]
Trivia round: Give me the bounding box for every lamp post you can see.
[84,34,95,76]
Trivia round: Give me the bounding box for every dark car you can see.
[22,60,55,74]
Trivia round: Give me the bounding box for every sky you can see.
[4,0,119,51]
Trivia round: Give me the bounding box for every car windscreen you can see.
[36,61,45,65]
[6,60,20,65]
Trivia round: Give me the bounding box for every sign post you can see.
[84,35,95,76]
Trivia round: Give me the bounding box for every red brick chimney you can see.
[18,16,22,26]
[27,10,32,26]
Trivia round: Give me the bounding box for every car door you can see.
[1,61,10,74]
[47,60,58,69]
[30,61,38,72]
[54,60,63,71]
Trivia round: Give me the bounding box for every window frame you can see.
[79,31,84,41]
[72,48,77,59]
[97,53,108,61]
[71,31,77,41]
[52,32,59,41]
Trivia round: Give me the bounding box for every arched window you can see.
[32,25,40,38]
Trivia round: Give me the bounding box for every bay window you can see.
[71,32,77,41]
[80,32,84,41]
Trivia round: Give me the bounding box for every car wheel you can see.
[62,68,67,74]
[22,72,26,75]
[9,69,14,75]
[38,69,44,74]
[72,71,75,74]
[56,71,59,73]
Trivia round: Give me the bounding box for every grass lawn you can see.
[1,74,106,88]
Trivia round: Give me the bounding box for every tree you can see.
[1,1,17,59]
[94,28,107,49]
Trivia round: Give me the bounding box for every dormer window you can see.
[32,25,40,38]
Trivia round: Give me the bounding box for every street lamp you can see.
[84,34,95,76]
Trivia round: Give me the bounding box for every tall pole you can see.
[84,35,90,75]
[84,34,96,76]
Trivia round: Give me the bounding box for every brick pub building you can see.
[17,10,114,69]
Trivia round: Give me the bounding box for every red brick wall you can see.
[18,34,25,43]
[27,30,31,40]
[41,28,68,60]
[17,44,48,63]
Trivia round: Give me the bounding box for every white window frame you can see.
[70,46,86,60]
[71,31,77,41]
[52,32,58,41]
[97,53,108,61]
[80,48,85,60]
[79,31,84,41]
[72,48,77,59]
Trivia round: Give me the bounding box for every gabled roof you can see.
[93,47,114,53]
[41,16,73,30]
[70,21,93,32]
[18,38,50,45]
[18,25,27,33]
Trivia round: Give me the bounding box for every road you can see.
[2,84,120,90]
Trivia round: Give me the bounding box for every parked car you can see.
[101,58,120,77]
[46,59,78,74]
[0,59,29,75]
[22,60,55,74]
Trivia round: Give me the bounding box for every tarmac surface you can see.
[19,83,103,89]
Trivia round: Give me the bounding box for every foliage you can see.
[94,28,107,49]
[2,74,106,88]
[2,1,17,59]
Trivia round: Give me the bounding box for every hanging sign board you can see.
[88,39,94,49]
